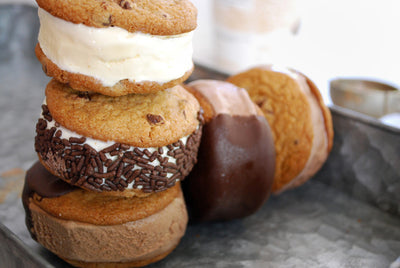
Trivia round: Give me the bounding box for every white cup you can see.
[213,0,301,73]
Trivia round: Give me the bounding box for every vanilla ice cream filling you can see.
[276,69,329,193]
[40,101,192,191]
[37,8,194,86]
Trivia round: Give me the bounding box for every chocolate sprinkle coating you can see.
[35,105,203,193]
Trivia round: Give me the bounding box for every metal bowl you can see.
[330,78,400,118]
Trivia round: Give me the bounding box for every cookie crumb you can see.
[146,114,165,125]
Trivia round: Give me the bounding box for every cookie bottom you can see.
[62,246,176,268]
[36,44,194,96]
[27,193,187,266]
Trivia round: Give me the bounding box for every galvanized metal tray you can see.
[0,4,399,268]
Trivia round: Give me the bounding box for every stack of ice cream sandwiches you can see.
[22,0,335,266]
[23,0,202,267]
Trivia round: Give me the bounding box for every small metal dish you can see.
[330,78,400,118]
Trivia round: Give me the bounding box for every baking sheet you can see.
[0,4,399,268]
[1,169,400,267]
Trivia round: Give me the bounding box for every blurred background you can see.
[191,0,400,101]
[1,0,399,125]
[192,0,400,128]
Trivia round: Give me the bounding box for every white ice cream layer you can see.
[275,68,329,193]
[37,8,194,86]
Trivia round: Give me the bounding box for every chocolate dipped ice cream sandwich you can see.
[183,80,275,222]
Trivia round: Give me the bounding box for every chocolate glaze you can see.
[183,114,275,222]
[22,161,76,240]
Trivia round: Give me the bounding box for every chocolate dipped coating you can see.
[183,114,275,222]
[25,161,76,198]
[22,161,76,240]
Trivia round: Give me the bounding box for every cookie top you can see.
[227,66,315,191]
[33,185,180,225]
[24,161,182,226]
[45,79,201,148]
[25,162,181,225]
[36,0,197,35]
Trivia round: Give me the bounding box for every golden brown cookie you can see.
[23,162,188,267]
[45,79,200,147]
[36,0,197,35]
[183,80,275,222]
[183,85,215,123]
[32,182,180,226]
[227,66,334,193]
[35,80,203,194]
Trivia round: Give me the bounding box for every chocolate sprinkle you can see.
[35,105,203,193]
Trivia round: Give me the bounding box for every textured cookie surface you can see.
[45,79,201,148]
[184,85,215,123]
[36,0,197,35]
[227,68,314,192]
[36,45,194,96]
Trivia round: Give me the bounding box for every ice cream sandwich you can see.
[227,66,334,194]
[23,161,188,267]
[35,79,203,195]
[35,0,197,96]
[183,80,275,221]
